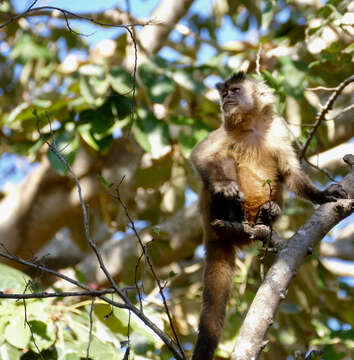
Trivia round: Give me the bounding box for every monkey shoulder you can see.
[191,127,229,163]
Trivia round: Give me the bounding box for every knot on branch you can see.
[343,153,354,168]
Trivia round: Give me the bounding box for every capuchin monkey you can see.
[190,72,347,360]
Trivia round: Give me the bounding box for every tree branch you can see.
[0,2,151,30]
[301,75,354,158]
[230,155,354,360]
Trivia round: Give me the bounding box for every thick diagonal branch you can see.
[230,156,354,360]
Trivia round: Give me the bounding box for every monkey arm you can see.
[275,140,347,204]
[191,129,244,200]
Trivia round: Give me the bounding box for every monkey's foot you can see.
[212,180,245,201]
[252,224,272,241]
[320,183,348,203]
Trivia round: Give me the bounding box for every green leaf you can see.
[98,175,112,189]
[262,179,272,187]
[153,226,161,235]
[28,320,56,353]
[138,63,175,103]
[73,267,88,284]
[168,270,177,278]
[312,318,331,337]
[132,109,170,158]
[94,304,127,335]
[80,76,96,104]
[0,343,20,360]
[172,69,204,93]
[78,126,100,151]
[10,34,52,63]
[326,41,342,54]
[171,115,196,126]
[343,43,354,53]
[261,1,275,31]
[109,66,134,95]
[79,109,114,136]
[4,315,31,349]
[0,263,31,293]
[47,130,79,175]
[321,345,346,360]
[78,337,119,360]
[308,26,322,36]
[179,130,198,159]
[179,122,210,158]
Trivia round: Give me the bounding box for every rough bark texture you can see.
[137,0,194,55]
[230,160,353,360]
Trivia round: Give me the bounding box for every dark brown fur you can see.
[191,72,347,360]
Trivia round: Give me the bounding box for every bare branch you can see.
[31,114,185,360]
[0,289,115,300]
[301,75,354,158]
[86,296,95,360]
[110,180,186,359]
[0,4,151,30]
[23,278,45,360]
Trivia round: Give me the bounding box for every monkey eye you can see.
[230,87,240,93]
[222,92,228,98]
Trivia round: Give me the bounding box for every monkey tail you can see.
[192,239,236,360]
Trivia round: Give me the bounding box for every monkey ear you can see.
[215,82,224,92]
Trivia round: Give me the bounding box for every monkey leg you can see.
[211,219,271,243]
[192,240,236,360]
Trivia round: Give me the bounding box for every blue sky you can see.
[12,0,258,63]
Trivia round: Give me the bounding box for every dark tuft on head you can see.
[216,72,247,93]
[229,71,246,83]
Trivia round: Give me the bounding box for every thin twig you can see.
[23,281,45,360]
[32,114,184,360]
[326,104,354,121]
[0,289,115,300]
[134,250,144,312]
[112,179,186,360]
[301,75,354,158]
[258,181,273,281]
[256,44,262,76]
[86,296,95,360]
[0,4,151,30]
[306,86,337,91]
[303,156,336,182]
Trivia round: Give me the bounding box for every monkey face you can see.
[216,73,256,125]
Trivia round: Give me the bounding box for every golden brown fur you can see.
[191,72,347,360]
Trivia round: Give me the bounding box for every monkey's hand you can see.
[319,184,348,204]
[256,201,282,226]
[211,180,245,201]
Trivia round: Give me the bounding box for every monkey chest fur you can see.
[229,149,279,224]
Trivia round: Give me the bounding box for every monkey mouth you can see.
[223,101,238,112]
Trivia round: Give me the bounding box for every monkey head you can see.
[216,72,275,130]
